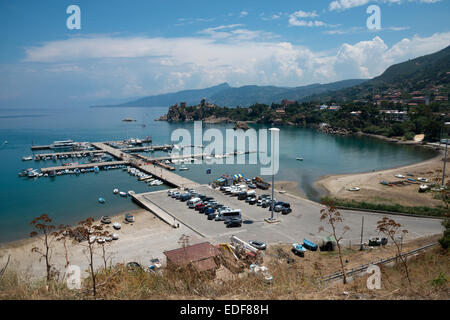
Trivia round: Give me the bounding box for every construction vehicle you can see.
[253,176,270,190]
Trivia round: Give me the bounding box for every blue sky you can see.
[0,0,449,108]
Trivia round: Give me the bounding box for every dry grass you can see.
[0,241,448,300]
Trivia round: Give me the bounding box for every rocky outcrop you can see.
[233,121,250,130]
[317,123,351,136]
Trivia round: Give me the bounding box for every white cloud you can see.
[289,10,329,27]
[240,11,248,17]
[15,31,450,103]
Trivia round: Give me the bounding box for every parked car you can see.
[281,207,292,214]
[248,197,257,205]
[205,207,215,215]
[249,240,267,250]
[248,183,257,189]
[195,203,206,211]
[225,218,242,228]
[207,213,217,220]
[238,191,248,200]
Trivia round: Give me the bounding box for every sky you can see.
[0,0,449,108]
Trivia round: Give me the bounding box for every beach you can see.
[315,150,447,207]
[0,209,202,279]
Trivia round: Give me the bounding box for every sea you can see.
[0,106,437,243]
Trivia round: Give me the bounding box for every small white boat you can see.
[22,156,33,161]
[119,191,127,197]
[113,188,119,194]
[113,222,121,230]
[296,157,303,161]
[395,174,405,178]
[419,184,429,192]
[348,187,360,191]
[417,177,429,183]
[179,166,189,171]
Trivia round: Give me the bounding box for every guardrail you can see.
[319,242,439,283]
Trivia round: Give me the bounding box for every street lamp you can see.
[265,127,280,224]
[442,122,450,187]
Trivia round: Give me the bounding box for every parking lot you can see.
[140,185,444,246]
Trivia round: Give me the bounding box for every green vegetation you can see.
[321,197,448,217]
[439,218,450,249]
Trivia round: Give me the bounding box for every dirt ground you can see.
[315,152,448,207]
[263,235,441,278]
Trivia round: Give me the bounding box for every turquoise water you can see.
[0,106,436,243]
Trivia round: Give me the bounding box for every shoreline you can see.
[315,150,446,208]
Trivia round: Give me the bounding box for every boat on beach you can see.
[292,243,306,254]
[303,239,318,251]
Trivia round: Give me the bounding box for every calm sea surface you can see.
[0,106,437,243]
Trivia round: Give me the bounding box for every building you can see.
[281,99,296,106]
[275,108,285,114]
[164,242,221,274]
[380,110,409,122]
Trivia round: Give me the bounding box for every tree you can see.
[376,217,411,284]
[29,214,58,282]
[319,203,350,284]
[68,218,112,298]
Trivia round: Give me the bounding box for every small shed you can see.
[164,242,221,273]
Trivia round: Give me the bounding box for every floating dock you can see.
[40,161,128,173]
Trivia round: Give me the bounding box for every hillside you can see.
[93,79,366,108]
[301,45,450,103]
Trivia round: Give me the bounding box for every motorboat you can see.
[98,197,105,204]
[292,243,306,254]
[348,186,360,191]
[22,156,33,161]
[179,166,189,171]
[125,213,135,223]
[296,157,303,161]
[395,174,405,178]
[303,239,318,251]
[119,191,127,197]
[417,177,429,183]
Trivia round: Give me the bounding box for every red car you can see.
[195,203,206,211]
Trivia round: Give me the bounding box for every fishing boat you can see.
[303,239,318,251]
[292,243,306,254]
[22,156,33,161]
[98,197,105,204]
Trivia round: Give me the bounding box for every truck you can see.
[253,176,270,190]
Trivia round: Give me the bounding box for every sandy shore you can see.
[315,151,448,207]
[0,208,202,279]
[274,181,307,199]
